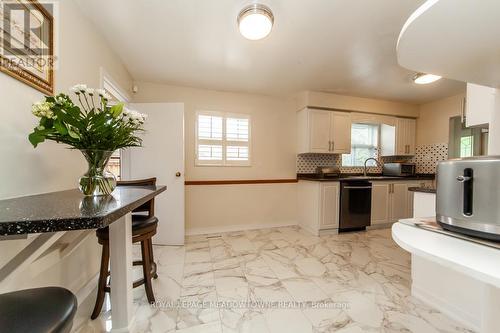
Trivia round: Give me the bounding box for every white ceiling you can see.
[76,0,465,104]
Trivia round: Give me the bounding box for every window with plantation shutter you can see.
[196,111,251,166]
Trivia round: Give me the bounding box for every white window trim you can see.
[100,68,131,179]
[100,67,131,103]
[195,111,252,167]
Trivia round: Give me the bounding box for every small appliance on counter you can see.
[316,166,341,178]
[436,156,500,241]
[382,162,416,177]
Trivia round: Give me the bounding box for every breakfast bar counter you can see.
[0,185,166,332]
[393,219,500,333]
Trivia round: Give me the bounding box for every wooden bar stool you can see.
[91,178,159,320]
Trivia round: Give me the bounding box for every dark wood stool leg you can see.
[91,241,109,320]
[148,239,158,279]
[140,240,155,303]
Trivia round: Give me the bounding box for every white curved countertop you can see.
[397,0,500,88]
[392,220,500,288]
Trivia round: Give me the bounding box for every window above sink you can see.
[342,123,379,167]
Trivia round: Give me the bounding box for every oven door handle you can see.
[343,186,372,189]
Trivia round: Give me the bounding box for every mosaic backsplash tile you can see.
[409,143,448,174]
[297,143,448,174]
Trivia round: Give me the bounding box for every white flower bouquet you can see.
[28,84,148,195]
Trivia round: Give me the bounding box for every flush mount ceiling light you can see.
[238,4,274,40]
[413,73,442,84]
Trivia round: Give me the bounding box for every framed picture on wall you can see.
[0,0,55,95]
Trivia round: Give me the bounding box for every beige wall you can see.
[133,82,297,180]
[132,82,298,231]
[0,0,133,293]
[417,93,465,146]
[297,91,420,117]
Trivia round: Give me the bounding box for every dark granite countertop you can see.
[297,173,435,182]
[408,186,436,194]
[0,185,166,236]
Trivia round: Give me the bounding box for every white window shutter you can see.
[196,112,251,166]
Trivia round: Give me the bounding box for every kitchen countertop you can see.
[0,185,166,235]
[408,186,436,194]
[393,219,500,287]
[297,173,435,182]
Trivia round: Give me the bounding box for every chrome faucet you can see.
[363,158,382,176]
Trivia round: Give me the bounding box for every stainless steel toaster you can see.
[436,156,500,241]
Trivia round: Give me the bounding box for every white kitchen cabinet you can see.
[308,109,331,152]
[371,183,390,225]
[466,83,496,128]
[320,183,340,228]
[391,183,410,223]
[330,112,351,153]
[298,180,340,235]
[370,180,427,226]
[297,108,351,154]
[380,118,416,156]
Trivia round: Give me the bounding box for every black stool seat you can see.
[0,287,77,333]
[96,215,158,239]
[132,215,159,229]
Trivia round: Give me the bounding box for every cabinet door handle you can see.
[332,141,335,151]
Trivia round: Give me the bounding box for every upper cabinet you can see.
[397,0,500,89]
[466,83,496,128]
[297,108,351,154]
[380,118,416,156]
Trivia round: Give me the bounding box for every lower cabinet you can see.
[370,180,432,226]
[371,183,391,225]
[298,181,340,235]
[298,180,434,235]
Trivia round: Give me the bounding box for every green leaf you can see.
[66,105,82,118]
[110,103,124,118]
[54,119,68,135]
[28,131,45,147]
[67,126,80,139]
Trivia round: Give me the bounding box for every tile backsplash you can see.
[296,143,448,174]
[409,143,448,174]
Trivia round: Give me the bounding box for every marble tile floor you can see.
[73,227,473,333]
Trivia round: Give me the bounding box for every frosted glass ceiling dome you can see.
[238,4,274,40]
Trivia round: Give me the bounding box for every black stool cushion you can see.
[132,215,158,229]
[96,215,158,239]
[0,287,77,333]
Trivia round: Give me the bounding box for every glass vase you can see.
[78,149,117,196]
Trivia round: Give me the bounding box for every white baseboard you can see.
[186,221,298,236]
[412,283,480,332]
[298,223,319,236]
